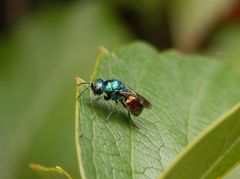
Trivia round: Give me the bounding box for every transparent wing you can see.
[118,90,152,109]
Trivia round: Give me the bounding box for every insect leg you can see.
[106,101,118,121]
[104,95,111,100]
[120,99,139,129]
[94,95,102,101]
[120,99,127,108]
[115,100,120,114]
[77,85,91,102]
[86,94,103,104]
[127,111,140,129]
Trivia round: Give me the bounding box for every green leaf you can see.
[224,163,240,179]
[29,163,72,179]
[160,102,240,179]
[75,42,240,178]
[207,23,240,72]
[0,2,132,179]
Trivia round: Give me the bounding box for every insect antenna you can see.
[77,83,92,101]
[77,82,91,86]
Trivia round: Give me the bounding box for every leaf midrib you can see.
[200,134,240,179]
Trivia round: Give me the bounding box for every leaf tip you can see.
[29,163,40,169]
[98,46,107,54]
[96,46,108,61]
[75,77,82,86]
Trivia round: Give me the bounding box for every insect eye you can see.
[93,79,104,95]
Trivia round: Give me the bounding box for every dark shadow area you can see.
[85,99,133,128]
[116,5,172,50]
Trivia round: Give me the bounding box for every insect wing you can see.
[119,90,151,108]
[118,89,152,109]
[135,92,152,109]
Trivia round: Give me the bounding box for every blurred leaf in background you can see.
[0,1,132,179]
[206,23,240,72]
[101,0,170,48]
[169,0,238,52]
[29,163,72,179]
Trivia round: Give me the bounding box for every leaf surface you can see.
[76,42,240,178]
[0,2,132,179]
[160,102,240,179]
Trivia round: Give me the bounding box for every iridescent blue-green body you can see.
[104,80,129,100]
[91,79,129,101]
[78,78,151,128]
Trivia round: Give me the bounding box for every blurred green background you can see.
[0,0,240,178]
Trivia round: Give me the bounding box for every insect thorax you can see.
[104,80,128,100]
